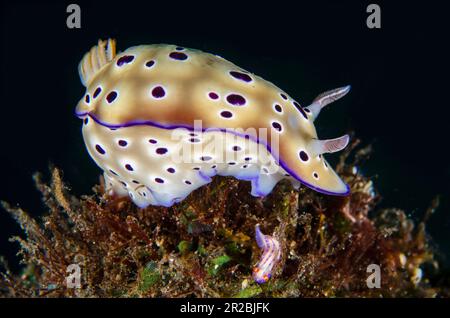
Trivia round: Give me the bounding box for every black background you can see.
[0,0,449,273]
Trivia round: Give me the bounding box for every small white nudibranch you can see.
[252,224,281,284]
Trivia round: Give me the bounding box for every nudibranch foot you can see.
[87,120,300,208]
[250,174,283,197]
[252,224,281,284]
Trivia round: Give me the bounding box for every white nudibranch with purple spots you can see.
[75,39,352,208]
[253,224,281,284]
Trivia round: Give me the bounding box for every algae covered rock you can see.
[0,139,448,297]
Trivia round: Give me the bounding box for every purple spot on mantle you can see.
[274,104,282,113]
[149,139,157,144]
[272,121,283,132]
[155,177,164,184]
[125,164,134,171]
[299,150,309,162]
[280,93,287,100]
[118,140,128,147]
[226,94,246,106]
[106,91,118,103]
[95,144,105,155]
[229,71,252,82]
[93,87,102,98]
[167,167,175,173]
[156,147,168,155]
[145,60,155,68]
[152,86,166,98]
[169,52,188,60]
[116,55,135,66]
[208,92,219,100]
[85,94,90,103]
[220,110,233,118]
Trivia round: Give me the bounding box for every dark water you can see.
[0,1,448,272]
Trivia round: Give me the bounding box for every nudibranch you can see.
[253,224,281,284]
[75,39,351,208]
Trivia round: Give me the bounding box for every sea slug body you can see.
[75,39,352,208]
[252,224,281,284]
